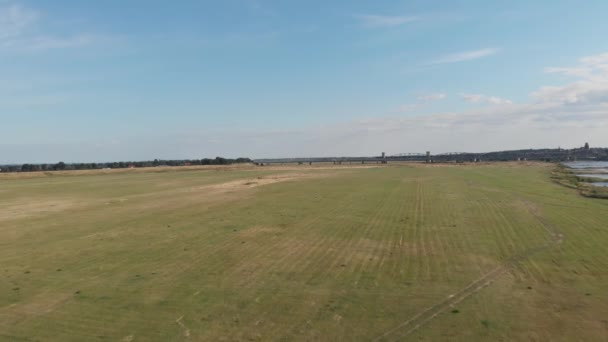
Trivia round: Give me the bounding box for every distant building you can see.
[584,142,590,150]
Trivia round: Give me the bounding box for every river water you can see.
[563,161,608,169]
[578,174,608,180]
[563,161,608,187]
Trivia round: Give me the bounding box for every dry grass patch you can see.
[0,199,76,222]
[201,173,331,192]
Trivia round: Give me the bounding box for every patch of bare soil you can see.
[236,226,283,239]
[108,172,336,214]
[0,200,75,222]
[199,173,330,192]
[175,316,191,338]
[0,292,72,329]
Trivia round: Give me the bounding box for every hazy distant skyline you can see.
[2,0,608,163]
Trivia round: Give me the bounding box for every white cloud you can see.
[460,93,483,103]
[429,48,499,65]
[5,98,607,163]
[536,52,608,105]
[356,14,419,28]
[580,53,608,68]
[486,96,512,105]
[399,93,446,113]
[532,81,608,105]
[544,53,608,80]
[259,101,606,157]
[398,103,420,112]
[461,93,513,105]
[418,93,447,102]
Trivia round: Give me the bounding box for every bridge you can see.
[253,147,608,165]
[252,156,388,165]
[253,151,482,165]
[388,152,470,157]
[389,152,426,157]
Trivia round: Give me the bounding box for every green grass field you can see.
[2,163,608,341]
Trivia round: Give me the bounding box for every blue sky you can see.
[2,0,608,163]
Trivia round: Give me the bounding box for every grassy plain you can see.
[1,163,608,341]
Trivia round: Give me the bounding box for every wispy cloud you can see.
[1,34,104,51]
[418,93,447,102]
[0,4,38,39]
[429,48,500,65]
[399,93,446,113]
[0,2,107,52]
[355,14,419,28]
[247,0,278,17]
[536,52,608,105]
[544,67,591,78]
[461,93,512,105]
[544,53,608,80]
[192,30,280,49]
[398,103,421,112]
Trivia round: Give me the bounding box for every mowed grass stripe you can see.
[345,182,400,285]
[225,177,367,288]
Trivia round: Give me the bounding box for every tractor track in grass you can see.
[374,200,564,341]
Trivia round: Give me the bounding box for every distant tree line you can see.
[386,146,608,163]
[0,157,252,173]
[460,147,608,162]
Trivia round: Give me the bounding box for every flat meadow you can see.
[1,163,608,341]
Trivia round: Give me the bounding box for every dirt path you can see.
[374,201,564,341]
[175,316,191,338]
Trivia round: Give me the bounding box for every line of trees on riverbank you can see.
[0,157,252,173]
